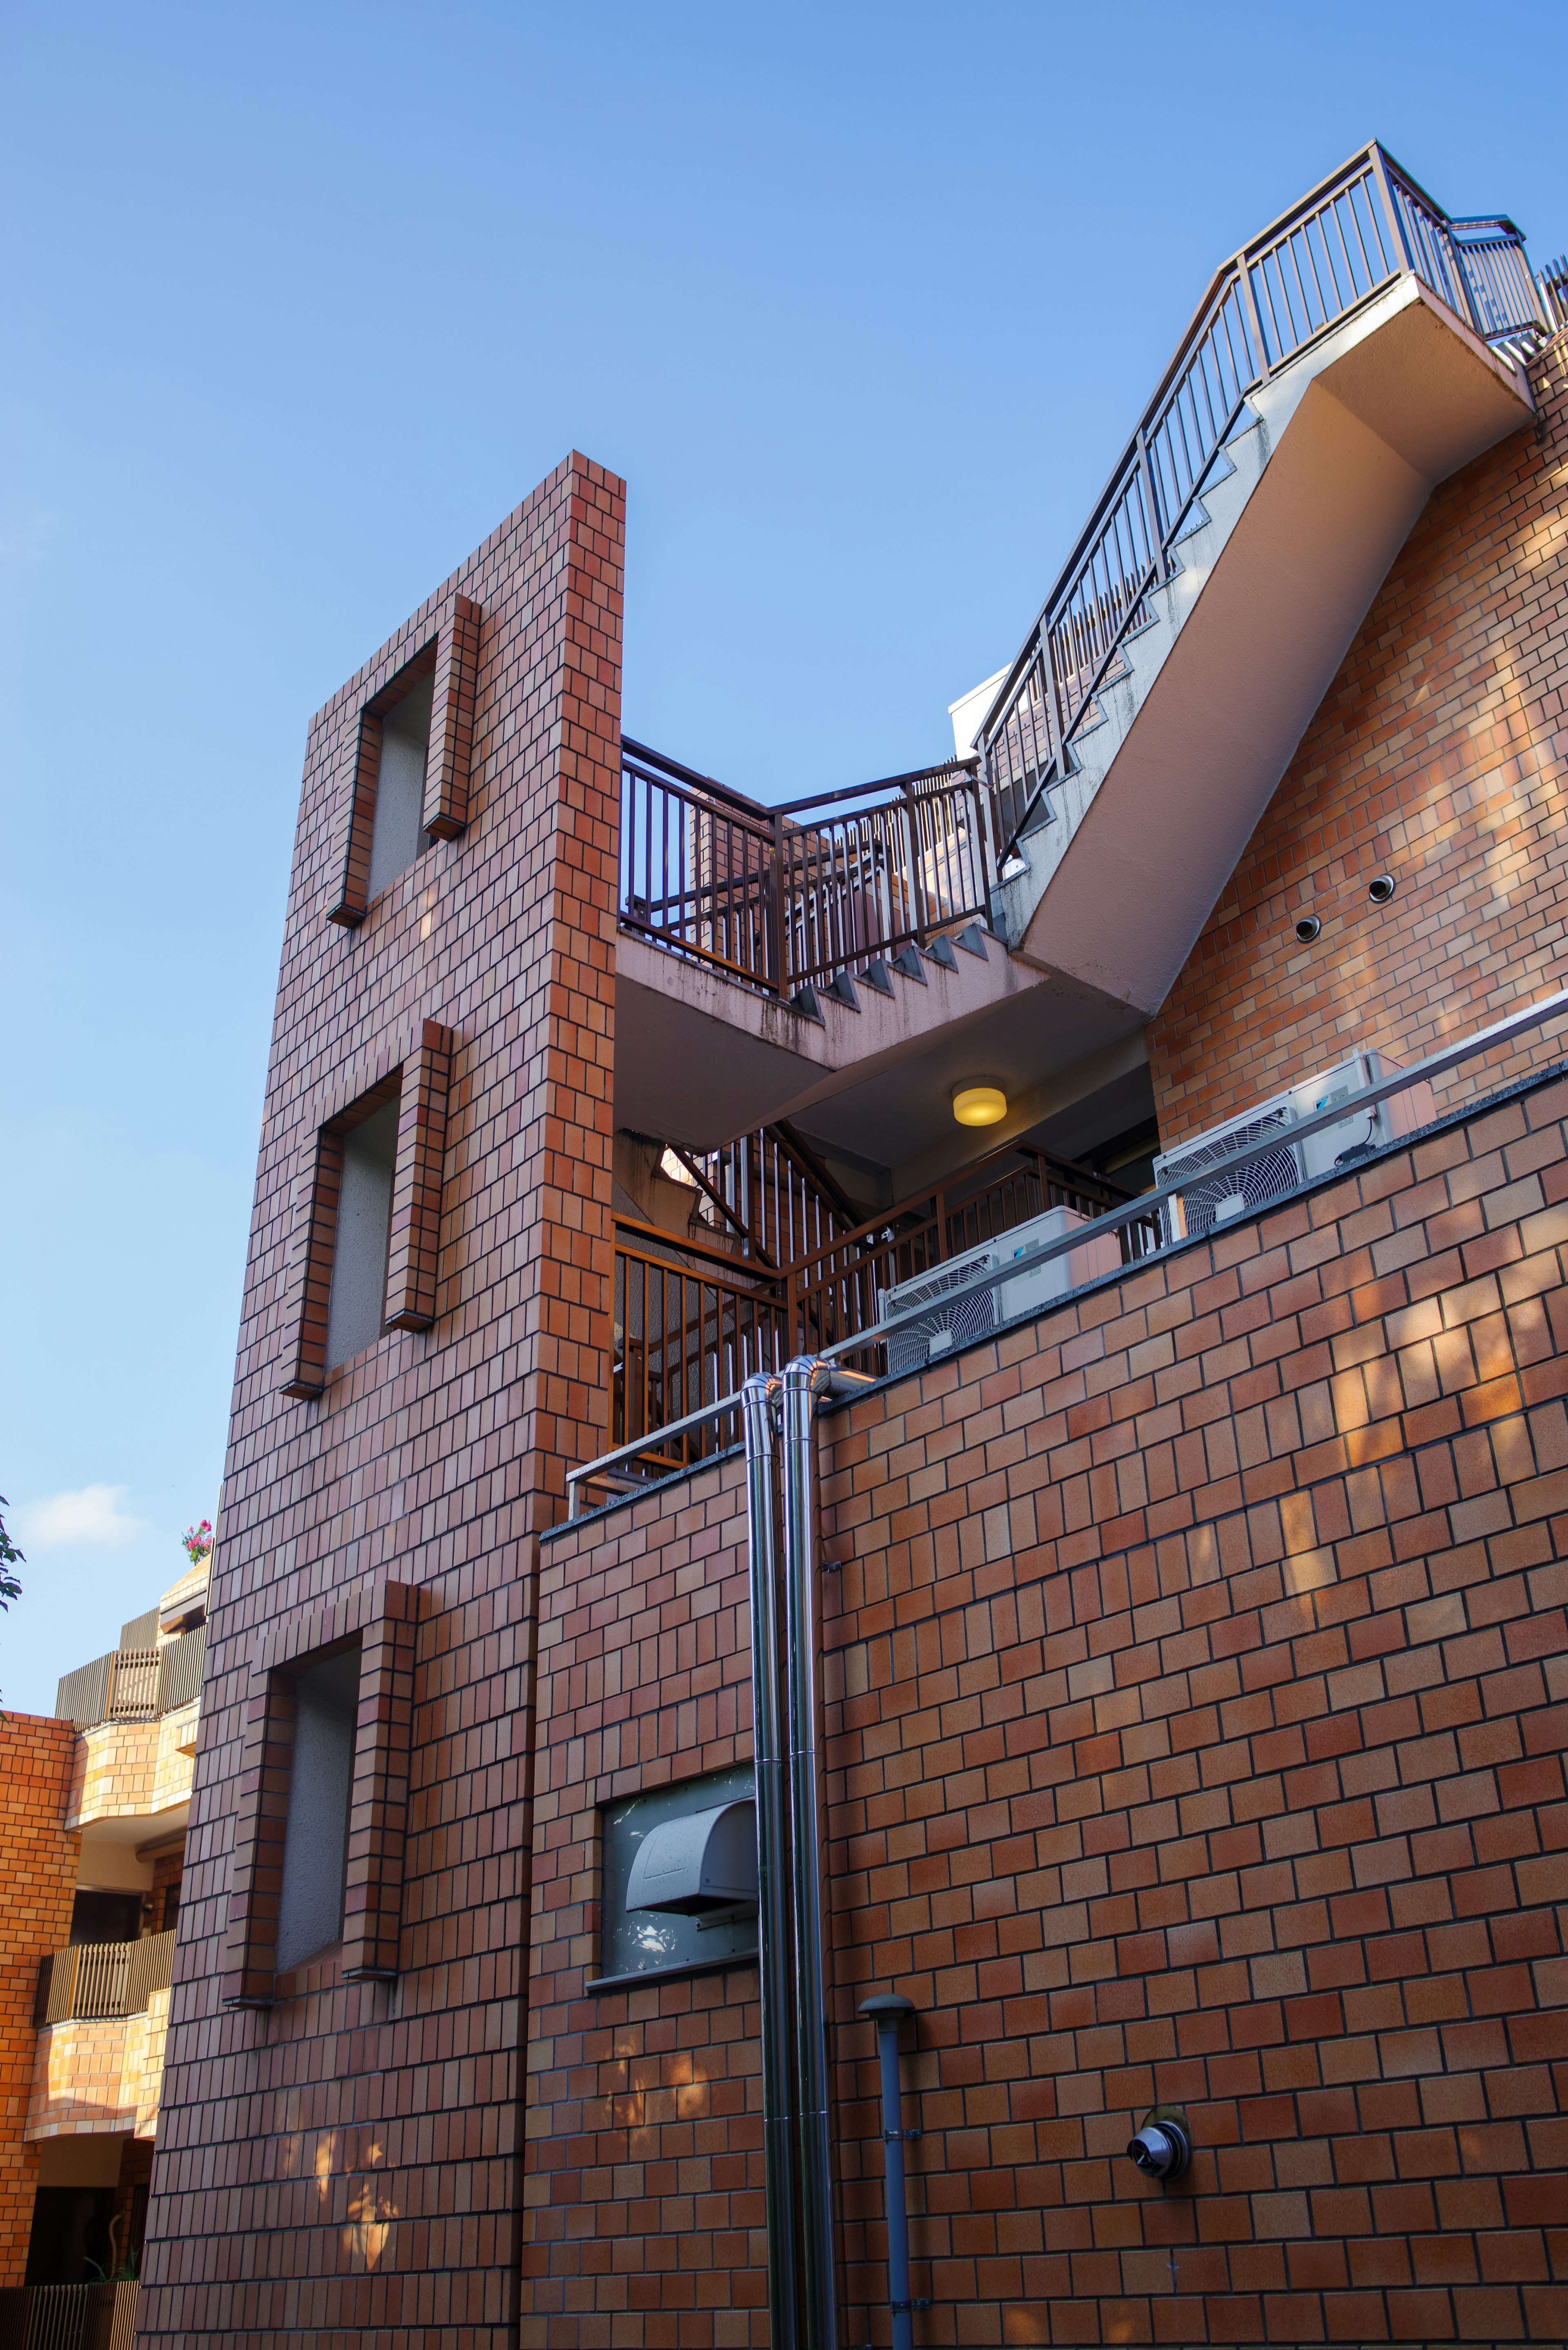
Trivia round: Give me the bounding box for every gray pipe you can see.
[858,1996,925,2350]
[782,1357,840,2350]
[742,1371,799,2350]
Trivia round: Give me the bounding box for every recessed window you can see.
[275,1646,359,1974]
[599,1763,757,1983]
[366,671,435,905]
[325,1092,400,1370]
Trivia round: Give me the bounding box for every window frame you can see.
[278,1017,454,1400]
[326,594,481,929]
[220,1577,418,2007]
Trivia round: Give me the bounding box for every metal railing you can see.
[977,143,1548,866]
[620,739,989,998]
[575,982,1568,1515]
[603,1140,1144,1507]
[34,1930,177,2028]
[0,2282,140,2350]
[56,1624,206,1732]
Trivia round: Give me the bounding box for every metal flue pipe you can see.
[782,1358,840,2350]
[742,1371,800,2350]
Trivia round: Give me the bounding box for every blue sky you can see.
[2,0,1564,1715]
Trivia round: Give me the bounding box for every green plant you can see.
[0,1495,22,1710]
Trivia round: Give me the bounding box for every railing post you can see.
[1136,427,1167,586]
[900,783,927,943]
[1236,256,1272,385]
[1370,143,1417,278]
[769,809,787,995]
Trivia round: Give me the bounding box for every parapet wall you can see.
[527,1066,1568,2348]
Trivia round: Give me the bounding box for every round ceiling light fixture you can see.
[952,1082,1008,1128]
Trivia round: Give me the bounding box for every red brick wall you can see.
[1149,334,1568,1152]
[0,1712,80,2283]
[139,453,624,2349]
[529,1067,1568,2348]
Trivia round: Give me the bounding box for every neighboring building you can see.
[139,145,1568,2349]
[0,1560,207,2347]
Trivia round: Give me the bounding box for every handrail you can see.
[571,983,1568,1512]
[620,742,993,999]
[976,142,1546,866]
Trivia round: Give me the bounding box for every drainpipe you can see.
[742,1371,799,2350]
[858,1996,926,2350]
[782,1355,870,2350]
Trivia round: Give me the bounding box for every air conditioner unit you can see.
[879,1204,1121,1376]
[1155,1050,1437,1245]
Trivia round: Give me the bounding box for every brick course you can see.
[139,452,624,2349]
[528,1070,1568,2348]
[1149,335,1568,1151]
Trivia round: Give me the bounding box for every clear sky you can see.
[2,0,1564,1715]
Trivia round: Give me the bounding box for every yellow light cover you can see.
[952,1084,1007,1128]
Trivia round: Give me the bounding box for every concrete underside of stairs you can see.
[613,925,1141,1161]
[998,276,1535,1016]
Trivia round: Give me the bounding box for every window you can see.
[274,1645,359,1974]
[326,596,481,930]
[324,1089,400,1371]
[598,1764,757,1984]
[279,1021,454,1401]
[365,671,435,905]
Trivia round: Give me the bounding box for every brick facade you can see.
[528,1069,1568,2348]
[0,1714,82,2283]
[138,453,624,2349]
[1149,335,1568,1152]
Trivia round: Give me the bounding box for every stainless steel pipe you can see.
[742,1371,799,2350]
[782,1358,839,2350]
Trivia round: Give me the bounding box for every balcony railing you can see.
[0,2281,139,2350]
[56,1623,206,1732]
[977,143,1549,866]
[620,739,989,1000]
[34,1930,177,2029]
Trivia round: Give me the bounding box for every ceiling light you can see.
[952,1084,1007,1128]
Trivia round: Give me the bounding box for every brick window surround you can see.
[326,592,481,927]
[278,1016,454,1400]
[220,1576,419,2007]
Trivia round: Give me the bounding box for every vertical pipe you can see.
[782,1357,840,2350]
[743,1371,800,2350]
[858,1997,920,2350]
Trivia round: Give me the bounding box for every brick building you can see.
[0,1555,208,2346]
[140,145,1568,2348]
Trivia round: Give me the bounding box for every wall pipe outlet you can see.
[858,1995,928,2350]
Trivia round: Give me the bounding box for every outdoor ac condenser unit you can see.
[1154,1050,1437,1246]
[878,1204,1120,1377]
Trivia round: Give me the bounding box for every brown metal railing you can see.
[613,1223,789,1470]
[782,1145,1156,1368]
[978,143,1548,866]
[620,740,989,999]
[35,1930,176,2028]
[607,1141,1152,1490]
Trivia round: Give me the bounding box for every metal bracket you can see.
[884,2127,922,2142]
[891,2300,933,2314]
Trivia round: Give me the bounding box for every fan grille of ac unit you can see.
[885,1276,999,1378]
[1163,1112,1300,1242]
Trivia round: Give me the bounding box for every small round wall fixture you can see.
[952,1083,1008,1128]
[1127,2106,1192,2183]
[1295,914,1322,944]
[1369,874,1397,905]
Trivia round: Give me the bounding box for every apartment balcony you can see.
[27,1933,175,2143]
